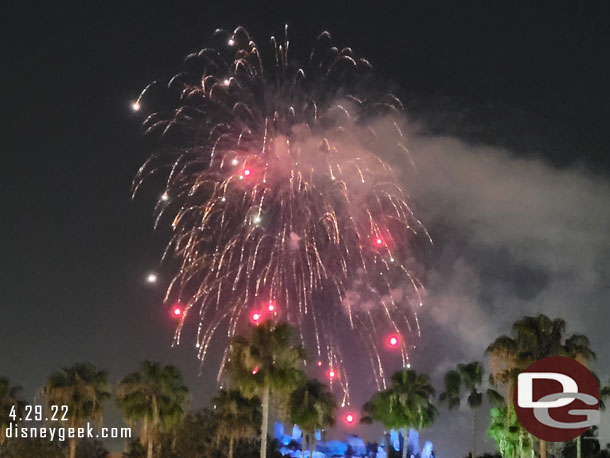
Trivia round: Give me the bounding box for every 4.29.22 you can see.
[9,404,68,422]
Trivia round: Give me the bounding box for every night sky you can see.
[2,1,610,455]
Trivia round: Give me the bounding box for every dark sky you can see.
[2,1,609,455]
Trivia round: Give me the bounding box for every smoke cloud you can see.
[400,130,610,455]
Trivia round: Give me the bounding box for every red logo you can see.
[514,356,600,441]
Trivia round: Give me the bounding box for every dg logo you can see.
[514,356,600,441]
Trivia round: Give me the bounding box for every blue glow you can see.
[274,422,437,457]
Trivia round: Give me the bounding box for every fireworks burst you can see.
[133,26,428,403]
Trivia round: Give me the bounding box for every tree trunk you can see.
[504,382,513,458]
[310,433,315,458]
[402,428,408,458]
[539,439,546,458]
[229,435,235,458]
[471,409,477,458]
[506,383,514,424]
[69,438,77,458]
[140,417,148,447]
[260,383,270,458]
[171,431,177,452]
[147,434,154,458]
[302,432,306,458]
[148,395,159,458]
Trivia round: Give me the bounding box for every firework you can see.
[133,26,428,402]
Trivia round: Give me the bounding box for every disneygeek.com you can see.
[3,423,131,442]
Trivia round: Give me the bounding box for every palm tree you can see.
[440,362,483,458]
[0,377,26,445]
[289,378,336,458]
[361,390,399,456]
[487,315,569,458]
[388,370,437,458]
[564,334,596,365]
[42,363,110,458]
[226,320,306,458]
[487,405,532,458]
[486,335,519,401]
[116,361,189,458]
[512,315,567,363]
[486,390,535,458]
[363,369,437,458]
[212,389,261,458]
